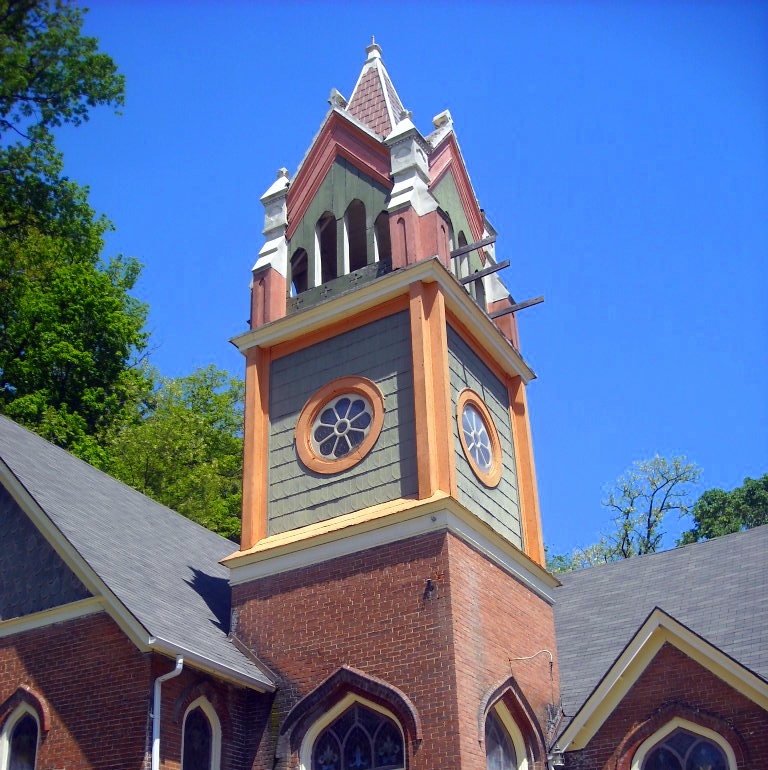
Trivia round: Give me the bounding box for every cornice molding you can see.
[224,493,557,603]
[230,258,535,384]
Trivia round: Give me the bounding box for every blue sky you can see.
[57,1,767,555]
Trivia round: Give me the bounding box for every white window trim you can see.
[181,696,222,770]
[630,717,737,770]
[489,701,529,770]
[299,692,405,770]
[0,702,40,770]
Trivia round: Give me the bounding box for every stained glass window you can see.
[8,713,38,770]
[485,711,518,770]
[643,729,728,770]
[183,707,213,770]
[312,704,404,770]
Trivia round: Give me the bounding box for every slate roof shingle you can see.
[554,524,768,723]
[0,416,274,690]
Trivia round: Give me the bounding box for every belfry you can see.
[225,40,558,770]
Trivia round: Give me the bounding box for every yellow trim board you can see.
[0,597,104,639]
[559,607,768,751]
[223,493,558,600]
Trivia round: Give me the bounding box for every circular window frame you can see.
[296,376,385,474]
[457,388,502,488]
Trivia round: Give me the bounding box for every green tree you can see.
[0,0,149,462]
[106,367,245,541]
[678,474,768,545]
[547,456,701,573]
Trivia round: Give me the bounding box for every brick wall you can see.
[447,535,558,770]
[231,529,557,770]
[564,642,768,769]
[0,612,151,768]
[0,611,269,769]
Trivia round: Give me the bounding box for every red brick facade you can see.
[0,613,150,768]
[230,530,557,770]
[563,643,768,770]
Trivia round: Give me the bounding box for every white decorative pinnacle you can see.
[254,168,290,276]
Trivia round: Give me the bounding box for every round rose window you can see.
[457,389,502,487]
[311,393,374,459]
[296,376,385,473]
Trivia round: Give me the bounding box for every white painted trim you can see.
[149,636,274,692]
[230,258,535,384]
[558,608,768,751]
[227,499,556,604]
[0,597,103,638]
[298,693,405,770]
[491,701,529,770]
[0,462,274,693]
[630,717,737,770]
[181,696,222,770]
[0,702,39,770]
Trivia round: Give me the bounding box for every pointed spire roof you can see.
[346,38,406,138]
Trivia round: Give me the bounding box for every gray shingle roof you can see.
[0,416,274,690]
[554,525,768,721]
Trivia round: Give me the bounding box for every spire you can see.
[345,38,406,138]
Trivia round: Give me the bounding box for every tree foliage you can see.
[0,1,149,462]
[678,474,768,545]
[547,456,701,573]
[106,367,244,541]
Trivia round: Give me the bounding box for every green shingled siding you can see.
[290,157,390,286]
[447,327,522,548]
[431,171,485,275]
[268,311,416,534]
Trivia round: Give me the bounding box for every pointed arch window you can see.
[311,703,404,770]
[637,727,732,770]
[345,200,368,273]
[484,704,528,770]
[181,698,221,770]
[291,248,309,295]
[0,706,39,770]
[316,212,338,284]
[373,211,391,263]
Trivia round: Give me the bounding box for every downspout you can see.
[151,656,184,770]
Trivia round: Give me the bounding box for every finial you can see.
[276,168,289,179]
[366,36,382,60]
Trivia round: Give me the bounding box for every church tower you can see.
[225,42,559,770]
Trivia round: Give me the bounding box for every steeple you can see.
[345,38,406,137]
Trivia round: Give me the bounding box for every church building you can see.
[1,43,766,770]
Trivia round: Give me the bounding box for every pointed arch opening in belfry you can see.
[345,200,368,273]
[316,211,338,284]
[374,211,391,263]
[290,248,309,295]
